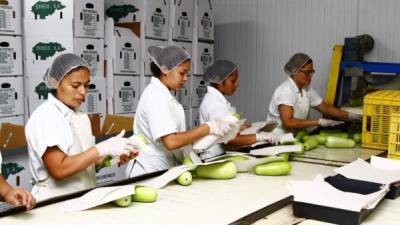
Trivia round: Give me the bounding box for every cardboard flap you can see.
[101,115,134,135]
[88,113,101,137]
[0,123,26,149]
[116,22,141,37]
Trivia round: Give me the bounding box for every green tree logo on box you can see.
[32,42,66,60]
[35,82,51,99]
[31,0,66,19]
[105,4,139,22]
[1,163,24,180]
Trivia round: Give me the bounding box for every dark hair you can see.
[150,62,161,77]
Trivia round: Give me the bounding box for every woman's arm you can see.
[42,146,100,180]
[0,176,13,200]
[227,134,257,147]
[161,124,210,151]
[279,104,319,129]
[314,102,349,120]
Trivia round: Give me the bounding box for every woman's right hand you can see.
[206,118,237,136]
[95,130,138,157]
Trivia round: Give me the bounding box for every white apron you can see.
[129,98,186,177]
[273,91,310,135]
[31,112,96,201]
[199,105,237,161]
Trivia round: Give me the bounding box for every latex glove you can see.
[318,118,344,127]
[348,112,362,121]
[256,132,279,145]
[5,188,36,210]
[206,117,237,136]
[95,130,137,157]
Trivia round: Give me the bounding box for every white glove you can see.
[256,132,279,145]
[348,112,362,121]
[318,118,344,127]
[95,130,137,157]
[206,117,237,137]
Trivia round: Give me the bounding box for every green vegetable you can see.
[348,98,363,107]
[325,136,356,148]
[195,161,237,179]
[302,135,310,142]
[182,156,193,165]
[131,186,157,203]
[232,113,241,120]
[319,129,341,135]
[176,171,193,186]
[255,161,292,176]
[113,195,132,207]
[295,130,308,142]
[216,155,248,162]
[319,130,348,138]
[292,141,305,155]
[304,137,319,151]
[353,133,362,144]
[314,135,327,145]
[278,153,290,161]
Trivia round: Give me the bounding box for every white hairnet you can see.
[148,45,191,73]
[203,59,238,84]
[44,53,90,89]
[284,53,312,75]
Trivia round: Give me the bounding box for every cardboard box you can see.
[190,74,206,108]
[144,75,152,87]
[194,41,213,74]
[23,19,74,63]
[113,75,140,114]
[0,115,24,126]
[171,0,194,41]
[25,97,45,117]
[23,60,52,100]
[0,123,26,149]
[96,163,127,185]
[24,0,73,20]
[144,38,167,75]
[105,25,140,75]
[88,113,101,137]
[176,77,190,110]
[0,76,24,117]
[0,153,32,191]
[0,35,23,76]
[80,76,106,116]
[190,107,199,128]
[101,114,133,135]
[105,0,169,40]
[74,0,105,38]
[74,37,104,77]
[197,0,214,41]
[0,0,22,35]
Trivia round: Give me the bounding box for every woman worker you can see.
[25,53,139,201]
[199,59,279,160]
[0,153,35,209]
[267,53,361,135]
[126,45,236,177]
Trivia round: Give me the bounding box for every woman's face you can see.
[217,70,239,96]
[55,67,90,109]
[162,60,190,91]
[292,62,314,87]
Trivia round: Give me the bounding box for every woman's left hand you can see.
[118,150,139,166]
[239,123,252,132]
[5,188,36,210]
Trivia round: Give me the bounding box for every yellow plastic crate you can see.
[388,113,400,159]
[362,90,400,150]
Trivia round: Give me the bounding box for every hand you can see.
[5,188,36,210]
[348,112,362,121]
[318,118,344,127]
[118,151,139,166]
[95,130,137,157]
[256,132,279,145]
[206,117,237,136]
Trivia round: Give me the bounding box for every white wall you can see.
[214,0,400,122]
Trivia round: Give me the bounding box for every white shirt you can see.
[199,86,234,123]
[25,94,76,183]
[128,77,186,175]
[267,77,323,124]
[198,86,235,160]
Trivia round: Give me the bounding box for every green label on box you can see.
[32,42,66,60]
[31,0,66,19]
[105,4,139,22]
[35,82,51,99]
